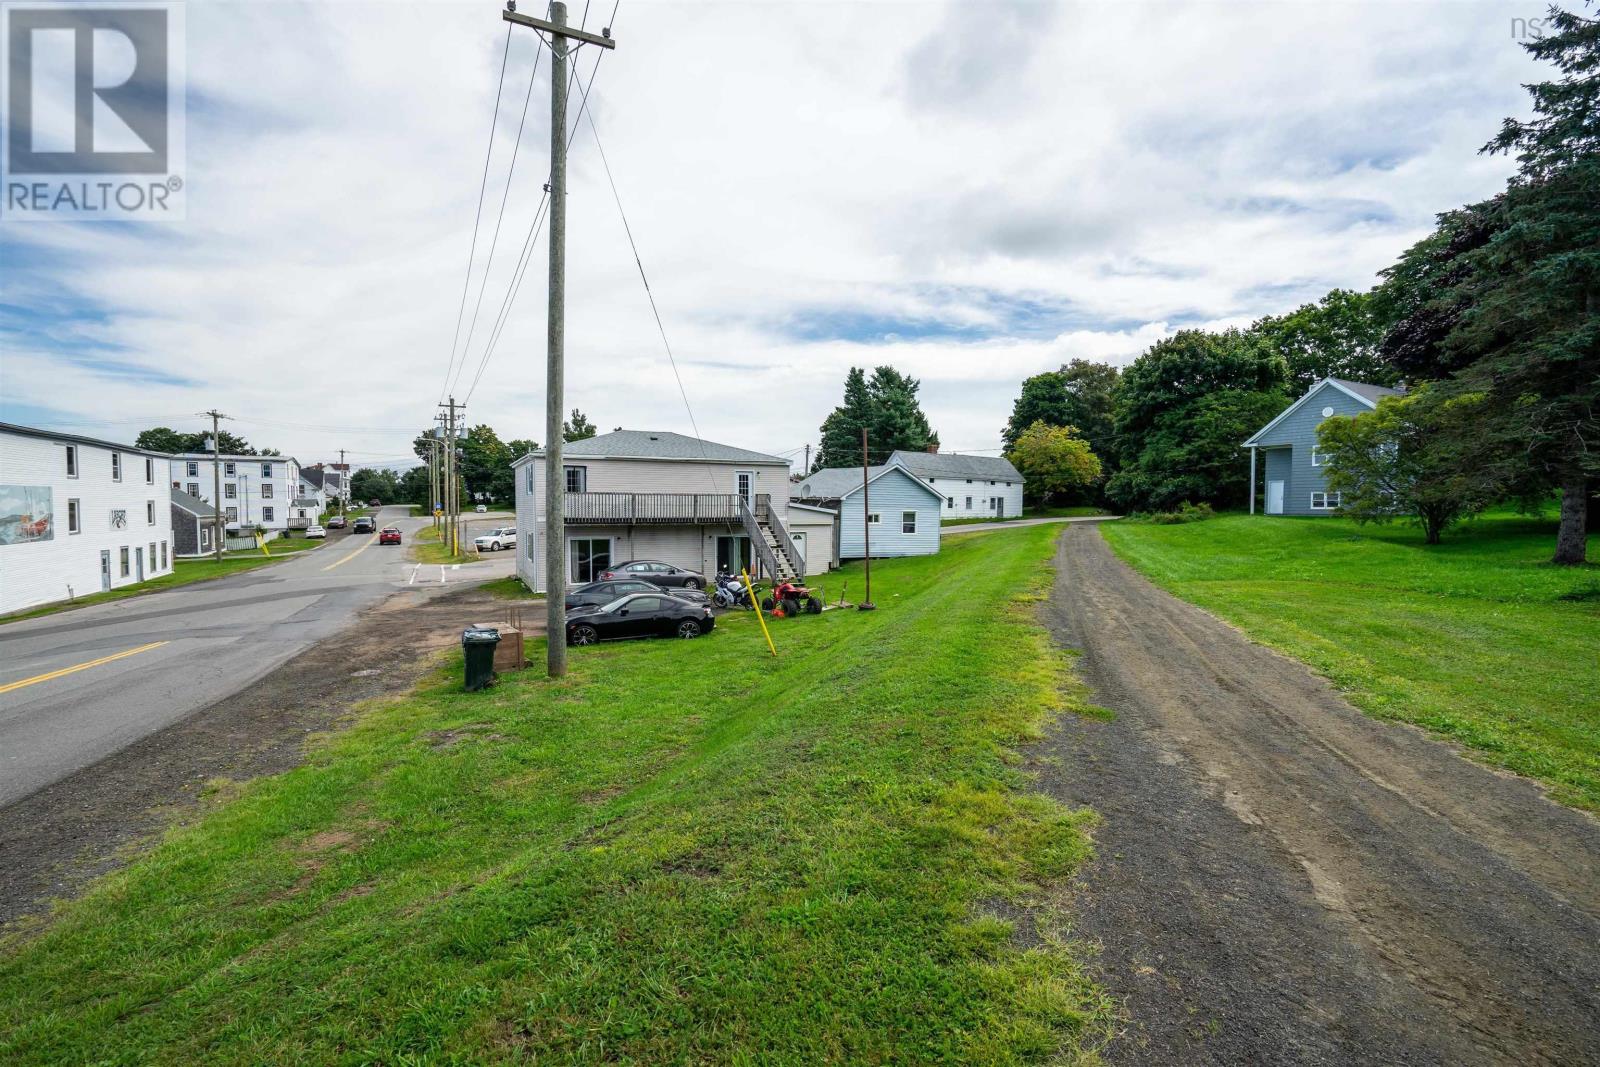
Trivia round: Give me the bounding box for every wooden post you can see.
[858,427,875,611]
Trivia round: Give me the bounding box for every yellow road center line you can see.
[321,533,379,572]
[0,641,169,695]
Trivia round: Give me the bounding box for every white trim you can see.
[1310,491,1341,510]
[1311,445,1324,467]
[1242,378,1381,448]
[787,501,837,516]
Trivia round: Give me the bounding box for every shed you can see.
[171,488,218,557]
[791,465,942,559]
[785,502,838,575]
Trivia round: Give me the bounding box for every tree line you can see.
[998,6,1596,562]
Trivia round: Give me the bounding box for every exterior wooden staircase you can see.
[740,495,804,582]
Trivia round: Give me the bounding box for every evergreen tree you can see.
[815,366,940,470]
[563,409,597,441]
[814,367,874,470]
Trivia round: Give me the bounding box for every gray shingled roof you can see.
[170,488,217,517]
[528,430,789,465]
[792,466,888,499]
[1329,378,1404,404]
[889,450,1021,482]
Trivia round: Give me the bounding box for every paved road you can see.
[942,515,1118,535]
[0,508,516,807]
[1038,524,1600,1065]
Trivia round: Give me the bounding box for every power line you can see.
[461,0,617,406]
[440,23,515,406]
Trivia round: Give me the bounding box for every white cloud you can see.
[1,0,1542,466]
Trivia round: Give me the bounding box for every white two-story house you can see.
[888,450,1024,520]
[513,430,800,592]
[1,422,174,614]
[168,453,301,533]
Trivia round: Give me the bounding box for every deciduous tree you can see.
[1007,422,1101,504]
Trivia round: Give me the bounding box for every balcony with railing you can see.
[563,491,767,525]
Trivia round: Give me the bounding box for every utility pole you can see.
[338,449,347,513]
[859,427,875,611]
[503,0,616,678]
[803,443,810,474]
[439,397,464,555]
[205,409,226,561]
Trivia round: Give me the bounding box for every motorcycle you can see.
[712,568,755,610]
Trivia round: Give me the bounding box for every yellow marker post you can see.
[254,530,271,556]
[741,568,776,657]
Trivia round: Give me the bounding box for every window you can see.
[1311,446,1324,467]
[224,483,237,499]
[224,461,236,476]
[621,596,662,614]
[902,510,917,534]
[526,537,535,561]
[989,480,996,485]
[965,496,972,509]
[65,445,78,477]
[525,465,535,493]
[564,465,586,493]
[965,478,972,484]
[160,541,168,569]
[569,537,611,583]
[149,542,156,571]
[187,482,199,496]
[120,546,130,577]
[261,462,273,478]
[261,482,273,499]
[867,512,881,524]
[147,500,155,525]
[946,497,954,508]
[145,457,154,483]
[1310,492,1341,510]
[186,461,198,477]
[68,499,81,534]
[262,507,274,522]
[226,506,238,522]
[111,452,122,481]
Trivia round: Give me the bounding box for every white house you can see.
[0,422,175,614]
[513,430,799,592]
[168,453,301,533]
[887,450,1024,520]
[791,465,943,559]
[785,502,838,576]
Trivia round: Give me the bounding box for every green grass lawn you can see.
[0,526,1111,1064]
[478,576,542,600]
[412,524,480,566]
[1103,512,1600,809]
[0,544,318,625]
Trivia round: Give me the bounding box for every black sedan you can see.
[567,593,715,645]
[565,578,709,611]
[597,559,706,590]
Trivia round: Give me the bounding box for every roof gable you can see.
[516,429,788,467]
[1243,377,1399,447]
[792,463,941,503]
[888,450,1021,481]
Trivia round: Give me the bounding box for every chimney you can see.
[925,442,938,454]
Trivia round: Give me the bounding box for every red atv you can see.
[761,579,822,617]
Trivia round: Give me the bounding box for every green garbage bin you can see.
[462,627,501,691]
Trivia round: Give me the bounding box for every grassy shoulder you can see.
[411,524,480,566]
[1103,511,1600,809]
[0,526,1112,1063]
[0,542,319,625]
[478,576,542,600]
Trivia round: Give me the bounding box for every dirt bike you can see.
[712,569,755,610]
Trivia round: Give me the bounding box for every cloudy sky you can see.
[0,0,1548,472]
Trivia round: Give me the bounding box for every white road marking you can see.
[439,566,447,584]
[408,564,421,586]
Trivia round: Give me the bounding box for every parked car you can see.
[353,516,375,534]
[379,526,402,545]
[567,593,715,645]
[368,498,381,507]
[304,524,326,539]
[598,560,706,590]
[326,515,347,529]
[473,526,517,552]
[564,579,709,611]
[475,504,487,513]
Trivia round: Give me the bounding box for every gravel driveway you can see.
[1035,524,1600,1065]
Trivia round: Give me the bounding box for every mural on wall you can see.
[0,485,54,545]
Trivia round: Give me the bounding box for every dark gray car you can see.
[597,560,705,590]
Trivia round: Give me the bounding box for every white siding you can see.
[786,507,837,575]
[168,455,301,531]
[923,474,1024,520]
[1,429,174,613]
[838,468,942,558]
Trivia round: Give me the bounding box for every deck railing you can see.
[564,491,755,525]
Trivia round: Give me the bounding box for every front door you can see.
[1266,480,1285,515]
[135,547,144,581]
[735,470,755,511]
[100,551,111,591]
[716,535,753,575]
[789,530,806,570]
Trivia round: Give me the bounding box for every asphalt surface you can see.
[941,514,1119,535]
[0,508,516,808]
[1036,524,1600,1065]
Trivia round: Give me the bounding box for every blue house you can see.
[1243,377,1403,516]
[791,464,943,558]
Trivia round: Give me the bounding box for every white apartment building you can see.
[168,453,301,532]
[0,423,175,614]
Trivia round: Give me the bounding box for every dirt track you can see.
[1036,524,1600,1065]
[0,586,538,928]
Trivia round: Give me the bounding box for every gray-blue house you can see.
[791,464,942,559]
[1243,377,1402,516]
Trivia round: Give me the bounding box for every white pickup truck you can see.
[473,526,518,552]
